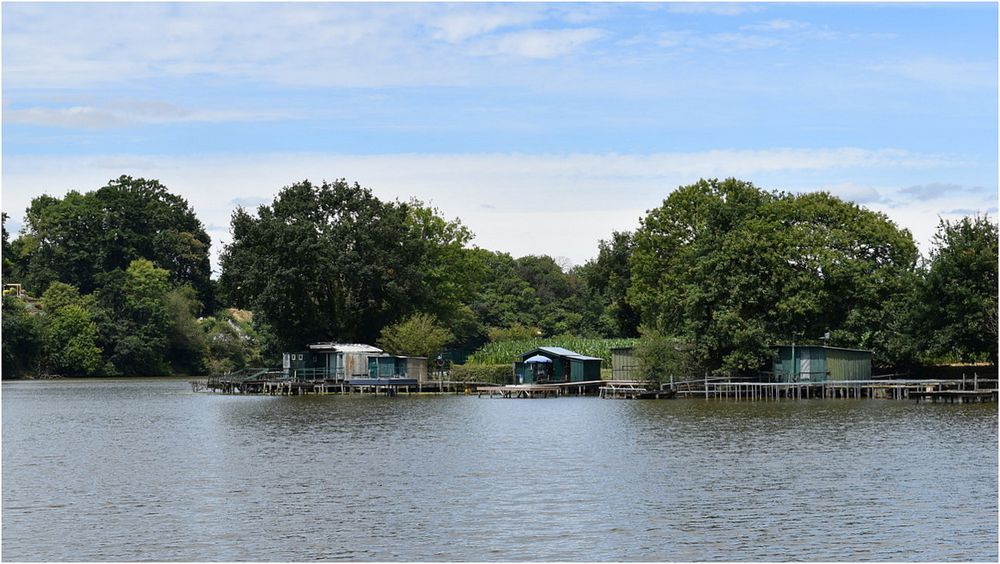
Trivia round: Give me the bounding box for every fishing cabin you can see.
[514,347,602,384]
[610,346,640,380]
[283,343,428,384]
[771,345,872,382]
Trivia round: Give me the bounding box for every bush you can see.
[634,326,699,384]
[449,363,513,384]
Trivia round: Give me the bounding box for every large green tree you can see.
[94,259,172,375]
[13,176,212,309]
[377,313,454,358]
[39,283,104,376]
[920,216,998,364]
[629,178,919,375]
[164,285,207,375]
[402,202,485,345]
[578,230,641,337]
[219,179,480,350]
[469,251,600,339]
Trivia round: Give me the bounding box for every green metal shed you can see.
[610,347,639,380]
[772,345,872,382]
[515,347,603,384]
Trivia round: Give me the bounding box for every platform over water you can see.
[686,378,999,402]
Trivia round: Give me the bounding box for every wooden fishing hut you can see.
[610,346,639,380]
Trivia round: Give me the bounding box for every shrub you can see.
[449,363,513,384]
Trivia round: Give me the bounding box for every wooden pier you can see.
[679,378,998,402]
[477,384,561,398]
[599,381,676,399]
[911,390,998,404]
[198,371,501,396]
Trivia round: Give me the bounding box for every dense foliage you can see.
[448,363,514,384]
[2,175,995,379]
[2,180,263,377]
[630,178,921,374]
[8,176,213,310]
[633,326,699,384]
[377,313,454,359]
[218,180,482,350]
[919,216,998,364]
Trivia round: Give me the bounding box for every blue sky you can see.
[3,2,997,272]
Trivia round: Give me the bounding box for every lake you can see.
[2,379,996,561]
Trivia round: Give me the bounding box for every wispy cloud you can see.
[898,183,991,202]
[742,19,810,32]
[427,8,542,43]
[2,147,974,269]
[473,28,606,59]
[6,101,290,129]
[652,30,784,51]
[230,197,270,208]
[867,58,997,90]
[804,182,886,205]
[666,4,762,17]
[944,207,998,216]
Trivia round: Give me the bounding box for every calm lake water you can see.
[2,379,997,561]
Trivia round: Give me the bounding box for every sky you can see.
[3,2,997,274]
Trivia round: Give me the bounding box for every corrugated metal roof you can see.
[772,344,871,354]
[307,343,384,353]
[537,346,579,356]
[520,347,602,362]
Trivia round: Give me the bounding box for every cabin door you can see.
[799,354,812,381]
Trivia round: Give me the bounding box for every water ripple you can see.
[2,381,997,561]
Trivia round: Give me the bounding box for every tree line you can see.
[2,175,996,378]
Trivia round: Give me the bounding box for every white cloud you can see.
[867,58,997,90]
[742,19,808,32]
[427,9,541,43]
[804,182,885,204]
[474,28,606,59]
[666,4,762,17]
[652,30,784,52]
[1,4,606,90]
[655,31,695,48]
[5,102,290,129]
[703,32,784,51]
[2,148,975,272]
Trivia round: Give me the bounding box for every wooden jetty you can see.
[911,389,998,404]
[477,384,561,398]
[198,368,500,396]
[599,380,676,399]
[679,378,997,402]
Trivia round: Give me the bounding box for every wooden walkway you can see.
[599,381,676,399]
[911,390,998,404]
[477,385,561,398]
[682,379,998,402]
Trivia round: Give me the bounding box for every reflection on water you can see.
[3,379,997,561]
